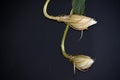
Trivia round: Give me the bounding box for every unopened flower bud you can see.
[69,55,94,73]
[58,14,97,30]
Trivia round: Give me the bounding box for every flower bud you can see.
[69,55,94,73]
[58,14,97,30]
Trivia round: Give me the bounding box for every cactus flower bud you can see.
[69,55,94,73]
[58,14,97,30]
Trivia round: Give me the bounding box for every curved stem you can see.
[61,25,70,59]
[43,0,59,21]
[61,10,73,59]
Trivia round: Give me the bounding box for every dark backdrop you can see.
[1,0,120,80]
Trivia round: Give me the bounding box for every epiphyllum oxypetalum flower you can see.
[69,55,94,73]
[43,0,97,30]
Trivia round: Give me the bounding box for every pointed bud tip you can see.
[91,19,97,25]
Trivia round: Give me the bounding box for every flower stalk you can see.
[43,0,71,58]
[61,24,71,59]
[43,0,59,20]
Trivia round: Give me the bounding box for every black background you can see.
[1,0,120,80]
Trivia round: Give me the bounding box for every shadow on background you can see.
[1,0,120,80]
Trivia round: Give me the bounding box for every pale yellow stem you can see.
[61,25,71,59]
[60,10,73,59]
[43,0,59,21]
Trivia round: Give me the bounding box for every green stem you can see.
[43,0,59,21]
[43,0,71,58]
[61,25,70,59]
[61,10,73,59]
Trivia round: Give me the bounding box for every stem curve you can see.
[43,0,59,21]
[61,25,71,59]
